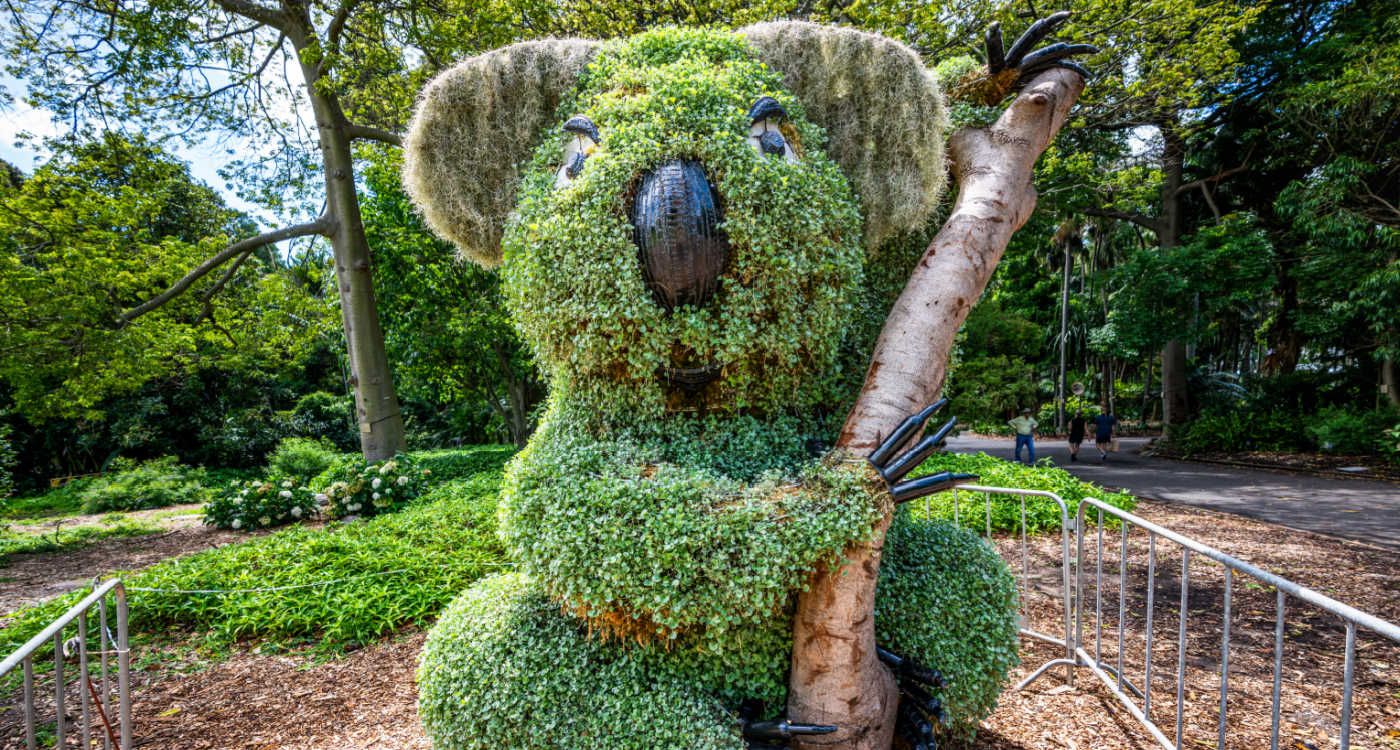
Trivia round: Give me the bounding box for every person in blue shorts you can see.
[1092,411,1118,462]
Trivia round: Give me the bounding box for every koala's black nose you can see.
[630,159,729,310]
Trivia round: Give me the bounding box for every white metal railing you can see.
[1,578,131,749]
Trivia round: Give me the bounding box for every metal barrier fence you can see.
[0,579,131,750]
[937,485,1076,686]
[1015,496,1400,750]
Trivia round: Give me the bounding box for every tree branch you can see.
[837,67,1089,452]
[1174,163,1249,196]
[1084,206,1161,233]
[211,0,289,32]
[345,123,403,147]
[119,217,330,324]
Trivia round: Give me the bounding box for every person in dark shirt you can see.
[1068,412,1086,462]
[1092,411,1118,462]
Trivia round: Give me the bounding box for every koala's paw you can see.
[867,398,976,504]
[878,646,949,750]
[953,11,1099,105]
[738,700,836,749]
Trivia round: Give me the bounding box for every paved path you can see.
[946,435,1400,552]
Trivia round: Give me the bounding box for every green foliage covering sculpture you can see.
[405,20,1094,750]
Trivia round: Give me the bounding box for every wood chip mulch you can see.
[5,499,1397,750]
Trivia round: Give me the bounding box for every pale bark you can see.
[1383,357,1399,408]
[788,68,1086,750]
[287,13,407,461]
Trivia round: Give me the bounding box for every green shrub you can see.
[412,446,517,480]
[1307,407,1394,454]
[322,453,430,519]
[286,391,357,450]
[266,437,339,481]
[878,513,1020,737]
[0,446,516,653]
[907,452,1134,533]
[203,479,319,530]
[1388,422,1400,461]
[418,574,752,750]
[79,456,213,514]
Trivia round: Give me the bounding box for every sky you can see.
[1,73,279,223]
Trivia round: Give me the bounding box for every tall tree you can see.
[0,0,444,458]
[0,133,328,419]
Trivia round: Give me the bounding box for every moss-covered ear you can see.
[404,39,599,267]
[739,22,947,251]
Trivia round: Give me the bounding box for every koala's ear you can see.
[404,39,599,267]
[739,22,947,251]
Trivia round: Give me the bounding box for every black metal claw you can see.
[868,399,947,469]
[877,417,960,485]
[901,681,946,723]
[894,706,934,750]
[1019,42,1100,72]
[1003,10,1072,67]
[743,719,838,741]
[877,646,947,689]
[889,470,978,504]
[985,22,1006,72]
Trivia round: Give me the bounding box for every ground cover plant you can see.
[909,451,1135,533]
[0,446,514,660]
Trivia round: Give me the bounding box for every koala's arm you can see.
[496,422,887,645]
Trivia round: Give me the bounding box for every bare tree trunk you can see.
[787,68,1086,750]
[290,23,406,461]
[1158,120,1190,435]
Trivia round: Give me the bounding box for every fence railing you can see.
[938,485,1076,686]
[1010,496,1400,750]
[1,579,131,750]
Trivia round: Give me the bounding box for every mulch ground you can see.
[0,516,265,616]
[4,500,1397,749]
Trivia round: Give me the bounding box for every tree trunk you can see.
[1383,356,1399,409]
[787,68,1086,750]
[1158,120,1190,434]
[291,28,407,461]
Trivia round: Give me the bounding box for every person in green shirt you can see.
[1008,408,1037,465]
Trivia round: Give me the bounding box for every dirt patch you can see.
[5,500,1395,750]
[130,633,429,750]
[973,499,1400,750]
[0,522,263,615]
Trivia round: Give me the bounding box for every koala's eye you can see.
[746,96,798,163]
[555,115,601,188]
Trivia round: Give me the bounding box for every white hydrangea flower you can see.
[372,477,382,489]
[396,475,409,486]
[314,493,328,504]
[291,506,303,518]
[259,516,271,526]
[372,492,381,500]
[279,490,293,499]
[281,480,293,489]
[231,519,242,529]
[349,502,361,512]
[379,463,392,475]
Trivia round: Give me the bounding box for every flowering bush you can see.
[323,454,429,519]
[204,478,319,531]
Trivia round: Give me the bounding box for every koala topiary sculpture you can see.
[405,19,1093,750]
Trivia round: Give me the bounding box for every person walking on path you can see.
[1068,412,1086,462]
[1093,411,1118,462]
[1009,408,1038,465]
